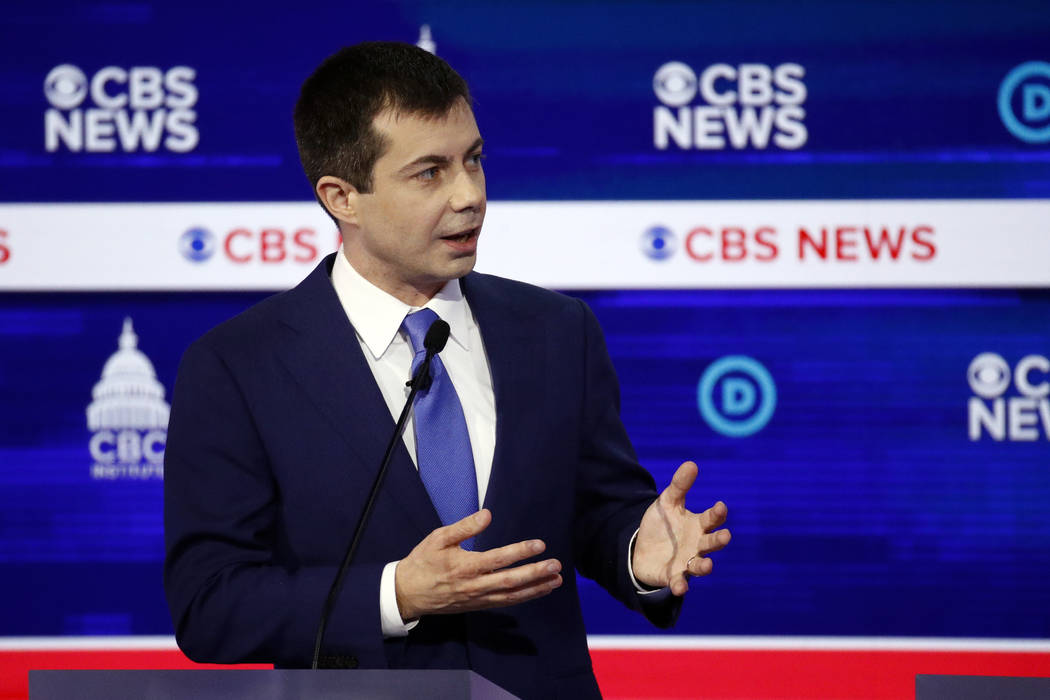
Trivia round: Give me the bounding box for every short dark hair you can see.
[293,42,472,198]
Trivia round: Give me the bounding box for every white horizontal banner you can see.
[0,200,1048,290]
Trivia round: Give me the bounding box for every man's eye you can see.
[417,167,439,181]
[468,153,485,166]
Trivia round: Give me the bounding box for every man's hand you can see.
[632,461,731,596]
[394,509,563,621]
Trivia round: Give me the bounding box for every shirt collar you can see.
[330,247,472,360]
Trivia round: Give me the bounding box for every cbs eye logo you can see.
[998,61,1050,144]
[44,64,88,109]
[967,352,1011,398]
[968,352,1049,399]
[640,225,677,260]
[697,355,777,437]
[179,227,216,262]
[653,62,698,107]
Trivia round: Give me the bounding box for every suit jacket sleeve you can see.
[570,298,682,628]
[163,336,386,668]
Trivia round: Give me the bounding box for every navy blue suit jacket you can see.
[164,254,679,698]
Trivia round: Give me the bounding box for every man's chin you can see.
[414,257,477,293]
[445,253,478,279]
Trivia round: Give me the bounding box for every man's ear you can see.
[316,176,361,226]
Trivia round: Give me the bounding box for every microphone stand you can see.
[311,321,446,669]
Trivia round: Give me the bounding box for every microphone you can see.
[410,320,450,392]
[424,319,451,354]
[312,317,449,669]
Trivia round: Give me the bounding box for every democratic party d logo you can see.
[998,61,1050,144]
[697,355,776,437]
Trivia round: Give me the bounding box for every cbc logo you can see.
[44,65,88,110]
[640,225,677,260]
[179,227,216,262]
[697,355,777,437]
[998,61,1050,144]
[90,429,166,467]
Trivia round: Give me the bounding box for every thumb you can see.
[438,509,491,547]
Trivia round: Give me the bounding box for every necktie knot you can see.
[401,308,440,355]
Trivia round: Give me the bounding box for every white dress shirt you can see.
[330,248,496,636]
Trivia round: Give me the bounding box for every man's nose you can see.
[449,169,484,212]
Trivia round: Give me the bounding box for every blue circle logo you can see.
[998,61,1050,144]
[697,355,777,437]
[640,225,677,261]
[179,227,216,262]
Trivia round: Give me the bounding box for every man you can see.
[164,42,730,698]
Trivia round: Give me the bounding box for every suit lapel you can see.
[462,273,546,550]
[273,256,442,541]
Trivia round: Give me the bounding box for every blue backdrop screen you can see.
[1,0,1047,648]
[2,0,1049,201]
[2,289,1047,637]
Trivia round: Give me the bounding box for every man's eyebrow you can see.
[398,154,450,176]
[397,138,485,176]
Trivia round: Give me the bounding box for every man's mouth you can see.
[441,227,479,243]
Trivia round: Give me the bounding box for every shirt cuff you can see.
[627,529,672,596]
[380,560,420,638]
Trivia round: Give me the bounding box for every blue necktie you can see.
[401,308,479,550]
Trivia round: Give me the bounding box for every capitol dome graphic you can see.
[87,318,170,431]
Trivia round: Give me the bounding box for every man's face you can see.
[345,98,485,304]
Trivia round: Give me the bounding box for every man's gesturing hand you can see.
[394,509,563,622]
[632,461,731,596]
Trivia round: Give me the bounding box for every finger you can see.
[670,569,690,596]
[474,538,546,574]
[662,461,698,507]
[436,509,492,547]
[697,527,732,555]
[471,573,563,610]
[472,559,562,595]
[700,501,728,531]
[686,556,714,577]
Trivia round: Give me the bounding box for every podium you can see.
[916,675,1050,700]
[29,669,519,699]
